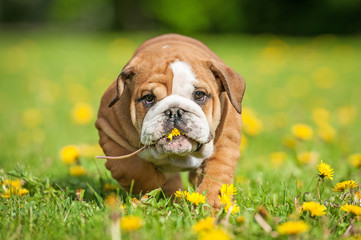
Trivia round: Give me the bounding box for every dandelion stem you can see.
[331,212,350,234]
[317,178,322,203]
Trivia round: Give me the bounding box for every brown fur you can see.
[95,34,245,208]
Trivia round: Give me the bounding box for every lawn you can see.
[0,31,360,239]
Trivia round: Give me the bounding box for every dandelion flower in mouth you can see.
[120,216,143,232]
[341,204,361,216]
[167,128,183,141]
[301,202,327,217]
[277,221,310,235]
[317,160,334,180]
[186,192,206,206]
[192,217,215,233]
[333,180,359,192]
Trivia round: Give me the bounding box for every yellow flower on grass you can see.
[2,179,22,188]
[72,103,94,125]
[167,128,183,141]
[277,221,310,235]
[218,194,240,215]
[198,228,231,240]
[291,123,313,140]
[312,108,331,125]
[341,204,361,216]
[337,106,357,126]
[333,180,359,192]
[174,190,189,199]
[187,192,206,206]
[120,216,143,232]
[1,187,29,198]
[192,217,215,233]
[103,183,118,192]
[104,193,120,208]
[220,184,237,196]
[349,153,361,168]
[242,107,263,136]
[297,151,319,165]
[317,124,336,142]
[301,202,326,217]
[236,216,245,224]
[69,165,87,176]
[270,152,287,167]
[1,179,29,198]
[317,161,334,180]
[60,145,79,164]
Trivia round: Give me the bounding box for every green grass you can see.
[0,31,361,239]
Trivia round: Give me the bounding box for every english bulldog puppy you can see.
[95,34,245,208]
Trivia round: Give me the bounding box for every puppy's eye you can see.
[142,94,155,106]
[194,91,207,103]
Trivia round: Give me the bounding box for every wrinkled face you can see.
[130,59,222,172]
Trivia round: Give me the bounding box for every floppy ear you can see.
[206,60,246,114]
[108,66,135,108]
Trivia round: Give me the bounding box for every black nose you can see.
[165,108,184,120]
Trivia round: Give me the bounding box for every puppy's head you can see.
[109,51,245,171]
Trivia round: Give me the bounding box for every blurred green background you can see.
[0,1,360,179]
[1,0,361,34]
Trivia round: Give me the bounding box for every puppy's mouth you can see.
[152,128,203,155]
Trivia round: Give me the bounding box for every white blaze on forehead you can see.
[170,60,197,98]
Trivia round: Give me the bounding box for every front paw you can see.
[197,185,222,210]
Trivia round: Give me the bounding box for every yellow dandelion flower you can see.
[220,184,237,196]
[317,124,336,142]
[167,128,183,141]
[192,217,215,233]
[349,153,361,168]
[69,165,87,176]
[277,221,310,235]
[198,228,231,240]
[333,180,359,192]
[71,103,94,125]
[317,160,334,180]
[218,194,240,215]
[103,183,119,192]
[242,108,263,136]
[60,145,79,164]
[297,151,319,165]
[174,190,189,199]
[312,108,331,126]
[236,216,245,224]
[1,187,29,198]
[291,123,313,141]
[186,192,206,206]
[341,204,361,216]
[120,216,143,232]
[2,179,22,188]
[301,202,326,217]
[337,106,357,126]
[104,193,120,208]
[219,194,231,206]
[270,152,287,167]
[283,136,296,149]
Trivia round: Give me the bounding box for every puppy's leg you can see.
[161,173,182,197]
